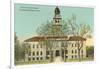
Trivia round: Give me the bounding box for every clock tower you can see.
[53,6,62,36]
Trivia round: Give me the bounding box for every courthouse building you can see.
[24,7,86,62]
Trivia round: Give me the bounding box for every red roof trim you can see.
[24,36,86,42]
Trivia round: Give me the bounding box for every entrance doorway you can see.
[56,50,60,56]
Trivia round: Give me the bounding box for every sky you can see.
[15,3,94,41]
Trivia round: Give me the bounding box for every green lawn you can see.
[65,57,94,62]
[15,57,94,65]
[15,60,49,65]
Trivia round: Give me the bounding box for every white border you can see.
[11,0,14,69]
[11,0,95,69]
[14,0,95,8]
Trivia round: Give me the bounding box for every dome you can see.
[55,6,60,15]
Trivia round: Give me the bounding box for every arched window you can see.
[40,51,42,55]
[75,50,77,54]
[33,51,35,56]
[37,57,39,60]
[28,52,31,56]
[72,50,74,54]
[72,55,73,59]
[33,58,35,60]
[55,20,57,23]
[75,44,77,47]
[40,57,43,60]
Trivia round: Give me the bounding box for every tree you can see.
[21,42,30,61]
[14,33,21,61]
[37,14,92,62]
[15,33,29,61]
[86,46,94,58]
[67,14,92,61]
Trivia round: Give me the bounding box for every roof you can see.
[24,36,86,42]
[68,36,86,41]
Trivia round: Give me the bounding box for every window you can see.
[40,51,42,55]
[72,50,74,54]
[46,56,49,59]
[55,20,57,23]
[72,56,73,59]
[66,56,68,58]
[37,57,39,60]
[28,52,31,56]
[37,51,39,55]
[33,58,35,60]
[28,58,31,61]
[46,51,49,55]
[40,57,43,60]
[33,52,35,56]
[75,50,77,54]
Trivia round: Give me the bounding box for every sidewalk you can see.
[53,56,64,63]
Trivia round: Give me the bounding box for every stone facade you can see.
[24,36,86,62]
